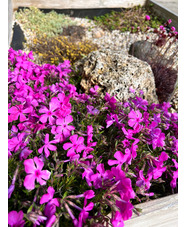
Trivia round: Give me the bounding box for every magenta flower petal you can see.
[63,142,73,150]
[40,194,52,204]
[45,134,50,143]
[40,114,48,123]
[8,106,18,114]
[84,202,94,211]
[46,215,56,227]
[62,128,71,138]
[34,156,44,170]
[51,198,60,207]
[70,134,78,144]
[39,106,48,113]
[128,110,136,119]
[24,174,36,190]
[114,150,125,161]
[40,170,51,181]
[84,190,95,199]
[44,147,50,157]
[65,115,73,123]
[40,186,55,204]
[37,176,47,186]
[76,145,85,153]
[67,148,76,157]
[19,113,27,122]
[8,210,25,227]
[38,146,44,154]
[47,144,57,151]
[24,159,36,174]
[108,160,119,166]
[49,99,59,112]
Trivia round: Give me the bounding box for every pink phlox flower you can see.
[132,96,148,111]
[123,148,132,165]
[122,139,130,148]
[8,132,27,153]
[106,113,119,128]
[82,167,94,187]
[159,25,165,30]
[116,200,134,221]
[44,201,58,227]
[122,126,135,140]
[28,51,34,60]
[159,102,171,112]
[40,186,60,207]
[49,83,62,93]
[8,166,19,199]
[59,81,77,98]
[143,112,150,126]
[108,151,126,168]
[77,201,94,227]
[38,134,57,157]
[136,170,152,190]
[129,87,135,93]
[145,15,151,20]
[150,128,165,149]
[149,152,169,179]
[90,164,112,189]
[8,104,33,123]
[19,147,33,160]
[55,93,72,117]
[63,134,85,157]
[89,85,99,96]
[8,210,25,227]
[111,211,124,227]
[87,105,100,115]
[172,158,178,169]
[39,99,58,124]
[53,131,65,143]
[130,138,139,160]
[55,115,75,139]
[83,190,95,203]
[104,92,117,110]
[170,170,178,188]
[152,113,161,127]
[87,125,93,144]
[111,166,135,200]
[119,139,138,165]
[23,157,51,190]
[82,142,97,158]
[128,110,143,130]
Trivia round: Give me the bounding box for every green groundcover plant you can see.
[15,7,76,38]
[93,5,165,33]
[8,44,177,226]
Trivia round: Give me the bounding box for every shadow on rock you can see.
[10,23,26,50]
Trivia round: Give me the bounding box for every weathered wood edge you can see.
[12,0,146,11]
[125,194,178,227]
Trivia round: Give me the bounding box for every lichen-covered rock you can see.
[75,49,159,104]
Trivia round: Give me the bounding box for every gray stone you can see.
[129,40,178,103]
[75,49,159,104]
[128,40,173,66]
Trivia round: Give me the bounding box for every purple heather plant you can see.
[8,47,178,227]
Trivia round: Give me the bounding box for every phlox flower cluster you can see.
[8,48,178,227]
